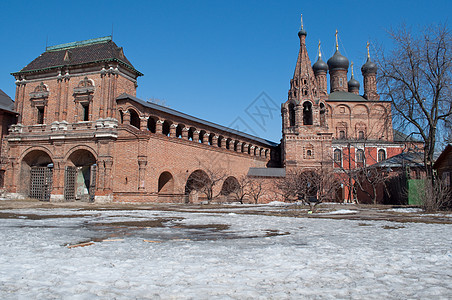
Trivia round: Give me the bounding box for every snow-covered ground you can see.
[0,208,451,299]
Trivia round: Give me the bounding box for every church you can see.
[0,18,416,203]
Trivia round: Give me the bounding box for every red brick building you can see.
[281,23,419,201]
[2,20,419,203]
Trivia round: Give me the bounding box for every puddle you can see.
[0,212,91,220]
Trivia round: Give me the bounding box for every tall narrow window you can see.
[319,103,326,126]
[82,103,89,121]
[339,130,346,139]
[356,149,365,164]
[378,149,386,162]
[288,103,296,127]
[303,101,313,125]
[334,149,342,166]
[37,107,45,124]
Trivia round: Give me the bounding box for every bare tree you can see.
[354,166,391,205]
[375,24,452,178]
[187,168,227,202]
[421,176,452,212]
[228,175,249,204]
[276,167,340,211]
[248,178,266,204]
[147,97,168,107]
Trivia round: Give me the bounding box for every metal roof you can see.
[13,38,142,76]
[247,167,286,177]
[0,89,16,114]
[371,151,424,168]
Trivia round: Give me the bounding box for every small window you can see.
[334,149,342,166]
[378,149,386,162]
[356,149,365,163]
[358,131,365,140]
[307,150,312,157]
[339,130,345,139]
[288,103,296,127]
[37,107,45,124]
[339,78,343,87]
[82,103,89,121]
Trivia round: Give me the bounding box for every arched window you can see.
[319,103,326,126]
[356,149,365,164]
[358,130,365,140]
[339,130,346,139]
[217,136,223,148]
[303,102,313,125]
[334,149,342,166]
[147,117,156,133]
[288,103,296,127]
[129,109,140,129]
[162,121,171,136]
[119,110,124,124]
[378,149,386,162]
[307,150,312,157]
[176,124,184,138]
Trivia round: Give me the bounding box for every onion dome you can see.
[313,41,328,74]
[313,57,328,73]
[298,28,307,38]
[348,62,360,91]
[348,76,360,90]
[327,50,349,71]
[361,57,377,74]
[361,42,378,74]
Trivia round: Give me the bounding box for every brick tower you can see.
[281,17,332,170]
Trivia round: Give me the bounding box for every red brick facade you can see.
[2,25,420,203]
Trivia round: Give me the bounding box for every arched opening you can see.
[226,138,232,150]
[288,103,296,127]
[158,171,174,194]
[188,127,195,141]
[176,124,184,138]
[378,149,386,162]
[220,176,240,200]
[199,130,206,143]
[65,149,97,202]
[119,110,124,124]
[185,170,211,203]
[20,150,53,201]
[319,103,326,126]
[129,109,140,129]
[147,117,156,133]
[208,133,213,145]
[303,101,313,125]
[217,136,224,148]
[162,120,171,136]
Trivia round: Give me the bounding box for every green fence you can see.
[408,179,424,205]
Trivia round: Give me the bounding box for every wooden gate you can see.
[64,166,76,202]
[29,167,53,201]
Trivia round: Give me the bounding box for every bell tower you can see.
[282,15,332,169]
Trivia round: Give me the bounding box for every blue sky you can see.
[1,0,450,142]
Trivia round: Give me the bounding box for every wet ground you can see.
[1,201,451,299]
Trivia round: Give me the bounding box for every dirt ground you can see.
[0,199,451,224]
